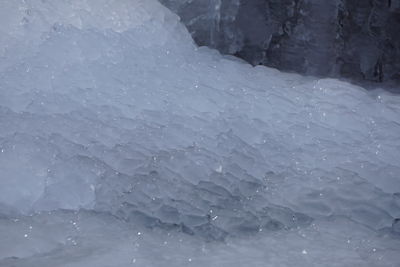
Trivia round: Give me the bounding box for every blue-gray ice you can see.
[0,1,399,266]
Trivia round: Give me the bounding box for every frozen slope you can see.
[0,0,400,266]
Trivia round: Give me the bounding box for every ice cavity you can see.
[0,0,399,239]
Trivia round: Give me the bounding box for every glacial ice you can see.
[0,0,400,266]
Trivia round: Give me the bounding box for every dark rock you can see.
[160,0,400,83]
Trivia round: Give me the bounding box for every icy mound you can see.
[0,0,400,241]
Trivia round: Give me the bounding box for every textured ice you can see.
[1,210,400,267]
[0,0,400,266]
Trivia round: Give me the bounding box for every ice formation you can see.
[0,0,400,266]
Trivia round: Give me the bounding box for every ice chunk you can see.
[0,1,399,265]
[0,0,399,230]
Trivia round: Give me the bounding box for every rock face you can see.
[160,0,400,82]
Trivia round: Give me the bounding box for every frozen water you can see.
[1,210,400,267]
[0,0,400,266]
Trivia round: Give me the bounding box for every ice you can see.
[1,211,400,267]
[0,0,400,266]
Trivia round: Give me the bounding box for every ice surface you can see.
[1,210,400,267]
[0,0,400,266]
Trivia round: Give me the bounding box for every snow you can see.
[0,0,399,266]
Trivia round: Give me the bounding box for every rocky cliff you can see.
[161,0,400,82]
